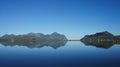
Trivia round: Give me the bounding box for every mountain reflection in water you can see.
[1,40,120,49]
[0,41,67,49]
[81,41,120,49]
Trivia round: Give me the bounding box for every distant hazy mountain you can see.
[45,32,68,41]
[27,32,45,38]
[0,32,68,45]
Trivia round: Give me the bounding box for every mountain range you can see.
[0,32,68,45]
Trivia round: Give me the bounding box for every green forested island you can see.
[81,31,120,42]
[80,31,120,49]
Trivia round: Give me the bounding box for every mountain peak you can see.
[95,31,114,36]
[51,32,59,35]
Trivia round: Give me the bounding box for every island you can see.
[0,32,68,49]
[80,31,120,49]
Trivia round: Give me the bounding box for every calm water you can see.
[0,41,120,67]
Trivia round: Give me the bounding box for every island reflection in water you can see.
[0,40,120,49]
[81,41,120,49]
[0,41,67,49]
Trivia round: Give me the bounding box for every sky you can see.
[0,0,120,39]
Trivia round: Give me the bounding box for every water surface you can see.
[0,41,120,67]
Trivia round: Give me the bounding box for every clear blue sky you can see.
[0,0,120,39]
